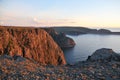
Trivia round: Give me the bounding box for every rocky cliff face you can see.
[43,28,75,49]
[0,26,66,65]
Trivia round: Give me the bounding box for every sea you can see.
[63,28,120,64]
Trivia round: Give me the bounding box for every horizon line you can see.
[1,25,120,29]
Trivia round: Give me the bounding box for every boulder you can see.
[87,48,120,62]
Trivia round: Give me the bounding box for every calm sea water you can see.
[63,28,120,64]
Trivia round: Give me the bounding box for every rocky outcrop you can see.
[0,26,66,65]
[43,28,75,49]
[87,48,120,62]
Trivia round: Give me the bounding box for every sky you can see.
[0,0,120,28]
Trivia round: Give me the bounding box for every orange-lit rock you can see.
[0,26,66,65]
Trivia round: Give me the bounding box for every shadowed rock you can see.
[13,55,26,62]
[0,54,13,60]
[87,48,120,62]
[43,28,75,49]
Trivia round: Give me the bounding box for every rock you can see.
[13,55,26,62]
[0,54,13,60]
[43,28,75,49]
[0,26,66,65]
[0,69,2,75]
[0,54,120,80]
[87,48,120,62]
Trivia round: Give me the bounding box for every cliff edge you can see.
[43,28,75,49]
[0,26,66,65]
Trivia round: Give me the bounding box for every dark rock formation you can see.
[0,26,66,65]
[0,54,26,62]
[13,55,26,62]
[43,28,75,49]
[87,48,120,62]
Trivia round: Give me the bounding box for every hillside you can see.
[53,26,95,35]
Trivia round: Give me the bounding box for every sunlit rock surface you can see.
[0,26,66,65]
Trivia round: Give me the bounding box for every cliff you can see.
[43,28,75,49]
[0,26,66,65]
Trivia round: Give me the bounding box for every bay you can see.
[64,31,120,64]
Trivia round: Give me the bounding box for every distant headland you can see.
[52,26,120,35]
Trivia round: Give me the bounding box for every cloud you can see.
[0,15,77,27]
[0,16,35,26]
[32,17,76,26]
[33,17,41,24]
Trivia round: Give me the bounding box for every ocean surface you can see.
[63,28,120,64]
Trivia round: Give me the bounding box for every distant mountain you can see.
[52,26,120,35]
[53,26,95,35]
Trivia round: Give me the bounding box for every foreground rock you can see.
[0,48,120,80]
[43,28,75,49]
[87,48,120,62]
[0,26,66,65]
